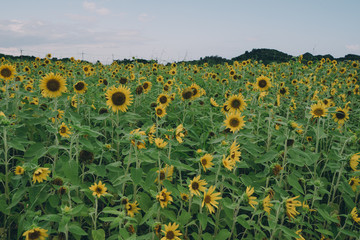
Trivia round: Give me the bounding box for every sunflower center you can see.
[192,88,198,96]
[159,96,167,104]
[75,82,85,90]
[204,195,211,204]
[143,83,149,89]
[112,92,126,106]
[336,111,345,119]
[28,230,41,239]
[229,118,240,127]
[182,90,192,99]
[182,195,188,201]
[46,79,61,92]
[0,68,12,78]
[95,187,102,194]
[34,171,42,176]
[280,88,286,94]
[258,80,267,88]
[160,192,167,202]
[166,230,175,239]
[231,99,241,108]
[159,171,165,180]
[313,108,324,116]
[201,159,207,166]
[156,108,163,115]
[60,127,67,133]
[127,204,133,210]
[191,182,199,190]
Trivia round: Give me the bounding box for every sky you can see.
[1,0,360,64]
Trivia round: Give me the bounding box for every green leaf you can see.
[237,215,251,229]
[215,229,231,240]
[24,143,46,160]
[63,160,79,184]
[130,168,143,185]
[178,211,191,226]
[8,139,25,151]
[255,150,278,164]
[92,229,105,240]
[315,228,334,237]
[317,208,339,224]
[279,226,299,238]
[68,224,88,236]
[198,213,207,229]
[287,175,304,195]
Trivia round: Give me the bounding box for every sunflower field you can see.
[0,55,360,240]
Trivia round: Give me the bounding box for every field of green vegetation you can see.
[0,54,360,239]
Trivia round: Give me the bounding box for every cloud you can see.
[138,13,154,23]
[346,44,360,51]
[0,47,20,56]
[83,1,110,15]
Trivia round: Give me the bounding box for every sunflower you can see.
[32,168,51,183]
[262,195,273,214]
[222,155,235,171]
[295,230,305,240]
[349,177,360,192]
[105,85,133,113]
[73,81,88,94]
[200,153,214,172]
[155,138,168,149]
[142,81,152,93]
[189,175,207,196]
[22,227,48,240]
[161,222,182,240]
[229,140,241,163]
[224,112,245,133]
[310,102,328,118]
[286,196,302,220]
[14,166,25,175]
[126,201,140,217]
[190,83,201,99]
[59,122,72,138]
[175,124,186,143]
[154,224,162,237]
[169,68,177,75]
[155,106,167,118]
[254,75,272,91]
[226,94,247,112]
[157,188,173,208]
[180,193,189,202]
[332,107,349,125]
[181,87,193,101]
[210,97,219,107]
[155,164,174,184]
[89,181,108,198]
[351,207,360,224]
[350,153,360,171]
[157,93,170,107]
[278,87,289,96]
[0,64,16,81]
[39,73,67,98]
[246,186,258,209]
[202,185,222,214]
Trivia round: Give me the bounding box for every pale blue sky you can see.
[1,0,359,63]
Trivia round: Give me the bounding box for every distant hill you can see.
[1,49,360,65]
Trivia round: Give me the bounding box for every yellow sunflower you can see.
[155,164,174,184]
[73,81,88,94]
[200,153,214,172]
[155,138,168,149]
[0,64,16,81]
[59,122,72,138]
[210,97,219,107]
[246,186,258,209]
[310,102,328,118]
[161,222,182,240]
[155,106,167,118]
[189,175,207,196]
[89,181,108,198]
[142,81,152,93]
[157,93,170,107]
[224,112,245,133]
[32,168,51,183]
[332,107,349,125]
[262,195,273,215]
[350,153,360,171]
[22,227,48,240]
[181,87,193,101]
[39,73,67,98]
[229,140,241,163]
[126,201,140,217]
[286,196,302,220]
[254,75,272,91]
[14,166,25,175]
[202,185,222,214]
[105,85,133,113]
[190,83,201,99]
[226,94,247,112]
[351,207,360,224]
[222,155,235,171]
[157,188,173,208]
